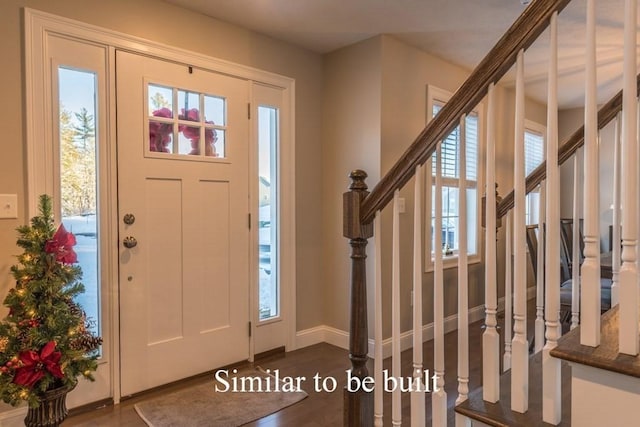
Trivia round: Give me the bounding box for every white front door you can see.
[116,51,250,396]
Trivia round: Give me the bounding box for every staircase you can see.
[342,0,640,425]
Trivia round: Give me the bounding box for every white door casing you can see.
[116,51,250,396]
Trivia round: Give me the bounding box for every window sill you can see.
[424,254,481,273]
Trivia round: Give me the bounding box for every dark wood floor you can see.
[66,301,538,426]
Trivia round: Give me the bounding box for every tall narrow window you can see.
[258,106,279,321]
[430,102,479,259]
[58,67,100,337]
[524,125,545,225]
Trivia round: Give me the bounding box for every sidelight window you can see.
[58,67,100,338]
[258,106,279,321]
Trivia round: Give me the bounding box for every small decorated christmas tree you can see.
[0,195,101,407]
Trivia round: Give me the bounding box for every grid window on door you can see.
[147,83,227,158]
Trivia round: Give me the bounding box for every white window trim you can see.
[24,8,297,403]
[424,85,484,272]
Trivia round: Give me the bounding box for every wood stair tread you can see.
[551,306,640,378]
[455,351,572,426]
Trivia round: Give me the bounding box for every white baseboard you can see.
[295,286,537,358]
[366,303,486,359]
[294,325,349,350]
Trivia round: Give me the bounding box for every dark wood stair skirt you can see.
[455,352,572,426]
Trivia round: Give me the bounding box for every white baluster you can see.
[610,113,621,307]
[504,212,513,373]
[511,49,528,414]
[543,12,562,424]
[571,152,581,330]
[374,211,383,427]
[483,83,500,403]
[580,0,602,347]
[392,190,402,426]
[619,0,638,355]
[411,166,425,427]
[432,144,447,426]
[456,115,471,427]
[535,182,545,353]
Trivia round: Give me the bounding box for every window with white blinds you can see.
[427,89,482,267]
[525,129,544,175]
[524,125,545,225]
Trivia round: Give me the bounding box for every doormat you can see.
[134,367,308,426]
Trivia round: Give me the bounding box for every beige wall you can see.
[321,33,548,336]
[0,0,325,330]
[322,37,383,333]
[379,35,480,335]
[559,107,615,252]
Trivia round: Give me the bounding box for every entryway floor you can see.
[65,300,538,426]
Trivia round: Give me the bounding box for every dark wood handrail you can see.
[359,0,571,225]
[496,72,640,219]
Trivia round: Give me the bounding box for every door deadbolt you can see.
[123,213,136,225]
[123,236,138,249]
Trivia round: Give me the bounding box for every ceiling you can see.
[163,0,638,109]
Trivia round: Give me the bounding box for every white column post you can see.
[456,115,471,427]
[483,83,501,402]
[618,0,638,355]
[535,182,546,353]
[542,12,562,424]
[432,145,447,426]
[571,153,581,330]
[511,49,529,414]
[610,113,621,306]
[504,212,513,373]
[392,190,402,426]
[374,211,383,427]
[411,166,426,427]
[580,0,602,347]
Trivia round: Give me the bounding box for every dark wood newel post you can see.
[343,169,374,427]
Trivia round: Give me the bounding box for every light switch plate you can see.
[0,194,18,219]
[397,197,406,214]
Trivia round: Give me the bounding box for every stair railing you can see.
[342,0,638,425]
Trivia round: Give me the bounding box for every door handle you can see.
[123,236,138,249]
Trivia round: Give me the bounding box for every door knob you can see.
[123,213,136,225]
[123,236,138,249]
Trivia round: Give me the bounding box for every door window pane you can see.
[258,106,279,321]
[148,84,173,115]
[146,84,226,159]
[58,67,100,339]
[178,125,201,155]
[149,120,174,153]
[178,90,200,122]
[204,95,225,125]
